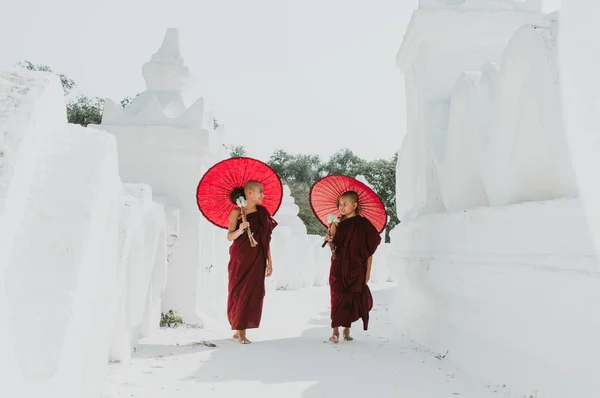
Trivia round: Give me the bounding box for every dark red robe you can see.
[330,215,381,330]
[227,205,277,330]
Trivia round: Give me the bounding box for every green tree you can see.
[362,153,399,242]
[66,96,105,127]
[120,94,140,109]
[268,150,322,184]
[228,145,247,157]
[17,61,136,127]
[288,182,326,235]
[321,148,367,177]
[17,61,104,126]
[267,150,325,234]
[318,148,398,241]
[266,148,399,239]
[16,61,75,96]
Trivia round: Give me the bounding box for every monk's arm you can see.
[325,222,338,242]
[265,246,273,276]
[227,209,246,241]
[366,255,373,282]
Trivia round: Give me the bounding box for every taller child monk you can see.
[227,180,277,344]
[324,190,381,343]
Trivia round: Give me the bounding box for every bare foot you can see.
[329,328,340,344]
[234,331,251,344]
[239,335,251,344]
[343,328,353,341]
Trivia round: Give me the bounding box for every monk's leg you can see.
[343,327,353,341]
[329,327,340,343]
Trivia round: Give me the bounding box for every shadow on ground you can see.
[185,285,451,398]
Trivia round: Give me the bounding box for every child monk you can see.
[226,180,277,344]
[324,190,382,343]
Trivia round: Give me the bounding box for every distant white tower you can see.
[93,28,228,325]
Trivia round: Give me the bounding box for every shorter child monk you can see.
[324,190,381,343]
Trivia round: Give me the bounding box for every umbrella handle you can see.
[322,227,331,247]
[240,207,257,247]
[321,227,337,259]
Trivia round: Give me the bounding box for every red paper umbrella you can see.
[196,157,283,229]
[309,175,387,234]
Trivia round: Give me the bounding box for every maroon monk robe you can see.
[227,205,277,330]
[330,215,381,330]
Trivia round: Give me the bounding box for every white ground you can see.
[102,283,511,398]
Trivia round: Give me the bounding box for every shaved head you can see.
[244,180,263,193]
[340,190,359,204]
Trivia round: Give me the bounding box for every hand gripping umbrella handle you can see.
[240,208,257,247]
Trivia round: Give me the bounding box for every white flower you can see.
[327,214,340,224]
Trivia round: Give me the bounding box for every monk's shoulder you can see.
[259,205,274,217]
[359,216,378,233]
[230,207,242,219]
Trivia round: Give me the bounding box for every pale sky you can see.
[0,0,560,162]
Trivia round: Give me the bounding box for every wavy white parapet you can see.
[395,133,415,221]
[371,237,391,283]
[109,184,168,363]
[272,185,311,290]
[559,0,600,266]
[388,198,600,397]
[483,20,576,205]
[0,70,67,397]
[419,0,541,11]
[309,235,330,287]
[3,122,121,398]
[102,95,205,128]
[438,67,494,211]
[396,6,542,218]
[0,71,66,234]
[275,185,307,236]
[412,16,575,213]
[271,226,303,291]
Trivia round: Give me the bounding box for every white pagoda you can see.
[93,28,229,325]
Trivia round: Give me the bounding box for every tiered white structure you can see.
[108,184,168,362]
[0,27,231,397]
[391,1,600,396]
[93,28,230,326]
[271,185,313,290]
[559,1,600,259]
[0,70,164,397]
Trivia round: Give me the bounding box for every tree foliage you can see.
[17,61,76,96]
[66,96,105,126]
[228,147,399,241]
[16,61,399,240]
[17,61,137,127]
[227,145,248,157]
